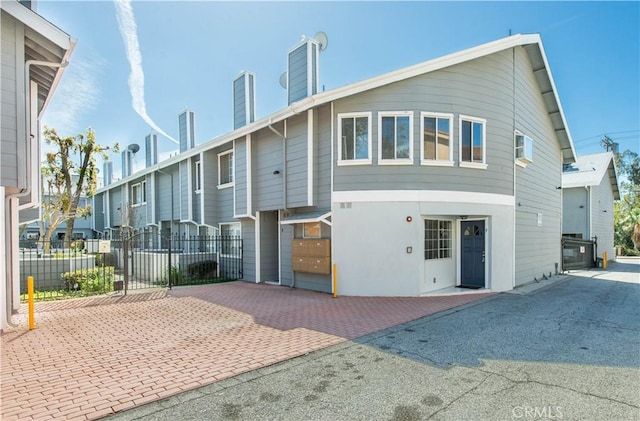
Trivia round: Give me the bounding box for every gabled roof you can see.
[101,33,577,191]
[562,152,620,200]
[1,0,76,114]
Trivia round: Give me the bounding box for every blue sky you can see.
[38,1,639,175]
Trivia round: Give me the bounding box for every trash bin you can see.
[596,258,603,268]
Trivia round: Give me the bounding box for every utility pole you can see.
[601,135,619,154]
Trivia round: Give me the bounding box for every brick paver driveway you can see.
[1,282,492,420]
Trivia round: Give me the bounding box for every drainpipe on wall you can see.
[4,60,68,327]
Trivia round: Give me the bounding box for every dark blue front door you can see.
[461,220,485,288]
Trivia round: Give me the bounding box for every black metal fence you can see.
[561,237,596,271]
[18,233,243,302]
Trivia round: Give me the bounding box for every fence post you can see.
[168,237,172,289]
[123,235,129,296]
[28,276,35,330]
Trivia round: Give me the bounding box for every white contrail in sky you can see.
[113,0,179,144]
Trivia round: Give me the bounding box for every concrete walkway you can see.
[0,283,492,420]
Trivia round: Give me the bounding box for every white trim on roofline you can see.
[98,34,574,191]
[1,0,74,49]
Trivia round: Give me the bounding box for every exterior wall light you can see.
[406,216,412,222]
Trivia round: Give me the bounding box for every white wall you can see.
[562,188,589,238]
[591,182,615,260]
[332,190,515,296]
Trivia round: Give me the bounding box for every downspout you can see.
[5,60,68,327]
[511,46,517,289]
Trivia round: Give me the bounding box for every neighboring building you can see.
[1,0,75,330]
[562,152,620,260]
[93,33,577,296]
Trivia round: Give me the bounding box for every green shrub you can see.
[163,265,185,286]
[187,260,218,279]
[61,267,115,293]
[95,252,117,267]
[70,239,85,251]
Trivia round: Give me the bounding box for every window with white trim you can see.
[338,112,371,165]
[424,219,452,260]
[421,112,453,164]
[218,150,233,187]
[131,182,145,206]
[459,116,487,168]
[194,160,202,192]
[515,131,534,165]
[378,112,413,164]
[219,222,241,257]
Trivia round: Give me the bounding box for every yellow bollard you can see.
[603,251,608,269]
[28,276,35,330]
[332,263,337,298]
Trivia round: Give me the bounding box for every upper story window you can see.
[421,112,453,166]
[515,131,534,166]
[218,150,233,188]
[459,115,487,169]
[378,112,413,165]
[194,160,202,192]
[338,112,371,165]
[131,181,146,206]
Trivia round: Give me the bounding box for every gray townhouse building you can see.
[93,33,577,297]
[1,0,75,330]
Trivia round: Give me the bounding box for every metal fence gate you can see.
[18,230,243,301]
[116,230,243,292]
[561,237,596,271]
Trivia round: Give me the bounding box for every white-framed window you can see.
[421,112,453,165]
[219,222,241,257]
[303,222,321,238]
[131,181,146,206]
[378,111,413,164]
[194,160,202,193]
[424,219,452,260]
[338,112,372,165]
[515,131,534,166]
[218,150,234,188]
[459,115,487,169]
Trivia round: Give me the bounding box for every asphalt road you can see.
[106,259,640,421]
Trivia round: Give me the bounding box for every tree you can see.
[40,127,117,253]
[614,149,640,255]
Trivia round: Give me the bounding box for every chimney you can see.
[145,133,158,166]
[179,109,195,152]
[103,162,113,187]
[121,150,133,178]
[233,71,256,130]
[287,37,319,105]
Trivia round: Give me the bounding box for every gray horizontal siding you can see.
[253,127,284,211]
[512,46,562,285]
[93,193,105,232]
[202,150,217,225]
[109,188,122,227]
[1,12,19,187]
[333,48,519,196]
[285,113,308,208]
[233,76,246,129]
[288,44,308,104]
[241,219,255,282]
[234,138,247,215]
[315,104,332,208]
[179,161,189,220]
[157,166,178,222]
[216,187,234,223]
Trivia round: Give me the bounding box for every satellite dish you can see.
[128,143,140,154]
[314,31,328,52]
[279,72,287,89]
